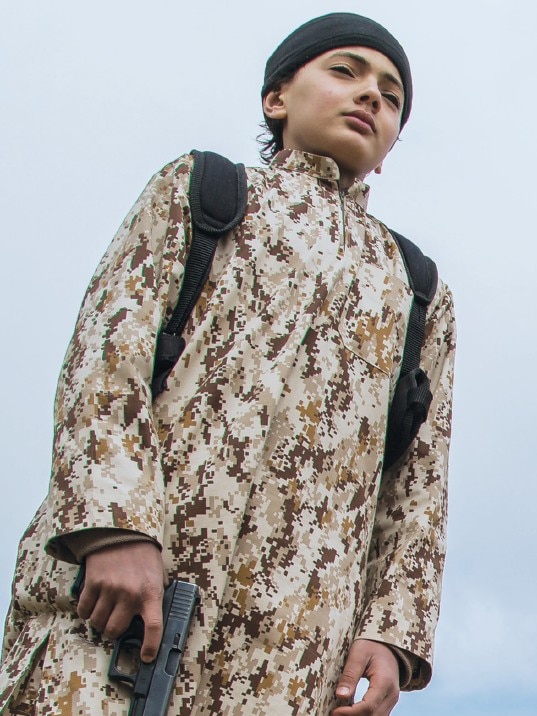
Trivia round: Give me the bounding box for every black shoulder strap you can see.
[151,150,248,398]
[383,229,438,469]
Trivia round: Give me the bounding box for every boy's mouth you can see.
[343,110,376,134]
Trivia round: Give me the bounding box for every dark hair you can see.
[257,115,285,164]
[258,70,297,164]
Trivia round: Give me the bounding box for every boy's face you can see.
[263,46,404,186]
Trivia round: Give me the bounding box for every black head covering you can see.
[262,12,412,127]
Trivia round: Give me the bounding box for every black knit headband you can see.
[262,12,413,127]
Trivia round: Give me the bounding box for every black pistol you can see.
[72,568,199,716]
[108,580,199,716]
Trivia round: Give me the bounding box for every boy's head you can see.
[260,13,413,183]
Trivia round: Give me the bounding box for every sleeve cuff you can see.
[386,645,415,689]
[60,528,158,562]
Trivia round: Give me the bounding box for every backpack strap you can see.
[383,229,438,469]
[151,150,248,398]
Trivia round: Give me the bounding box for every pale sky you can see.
[2,1,537,714]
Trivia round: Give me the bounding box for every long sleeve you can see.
[45,156,194,563]
[355,280,456,690]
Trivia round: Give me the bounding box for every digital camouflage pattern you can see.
[0,150,456,715]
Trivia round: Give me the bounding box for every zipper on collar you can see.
[339,189,346,248]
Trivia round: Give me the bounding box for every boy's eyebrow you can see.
[329,51,404,95]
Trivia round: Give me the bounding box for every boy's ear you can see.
[374,164,383,175]
[263,89,287,120]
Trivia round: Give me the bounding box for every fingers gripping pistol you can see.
[109,580,199,716]
[72,569,199,716]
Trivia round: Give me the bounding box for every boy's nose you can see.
[354,82,381,112]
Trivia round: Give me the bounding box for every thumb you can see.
[335,641,368,701]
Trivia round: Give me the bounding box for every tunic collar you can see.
[270,149,370,210]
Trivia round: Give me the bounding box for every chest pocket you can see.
[338,259,412,377]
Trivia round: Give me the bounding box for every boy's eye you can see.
[383,92,401,109]
[331,64,355,77]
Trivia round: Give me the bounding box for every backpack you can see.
[151,150,438,470]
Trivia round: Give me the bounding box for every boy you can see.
[0,12,455,716]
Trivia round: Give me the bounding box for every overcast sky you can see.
[2,1,537,714]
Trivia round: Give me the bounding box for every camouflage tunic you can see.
[0,150,455,715]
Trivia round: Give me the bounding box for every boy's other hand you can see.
[331,639,400,716]
[77,541,167,662]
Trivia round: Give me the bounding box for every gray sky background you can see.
[2,1,536,714]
